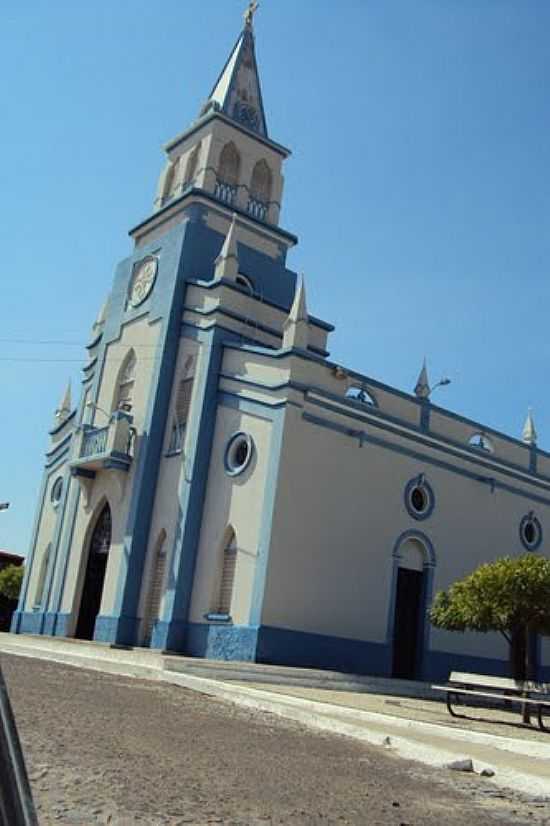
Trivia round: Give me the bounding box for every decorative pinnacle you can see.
[244,1,259,28]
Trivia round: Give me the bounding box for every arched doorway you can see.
[390,532,435,680]
[75,503,112,640]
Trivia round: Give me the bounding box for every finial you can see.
[244,1,259,28]
[214,213,239,281]
[522,407,537,446]
[55,380,72,423]
[283,275,309,350]
[414,358,430,400]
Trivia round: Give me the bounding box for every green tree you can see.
[0,565,24,602]
[430,554,550,723]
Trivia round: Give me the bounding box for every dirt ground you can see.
[2,654,549,826]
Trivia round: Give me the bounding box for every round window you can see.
[51,476,63,506]
[520,514,542,551]
[225,433,254,476]
[405,476,435,521]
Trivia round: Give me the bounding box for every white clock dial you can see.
[130,257,158,307]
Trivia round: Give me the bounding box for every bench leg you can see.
[537,705,550,732]
[447,692,460,717]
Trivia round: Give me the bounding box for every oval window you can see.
[405,476,435,521]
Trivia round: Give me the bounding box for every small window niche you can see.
[468,433,494,453]
[345,386,376,406]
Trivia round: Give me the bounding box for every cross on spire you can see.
[244,1,259,28]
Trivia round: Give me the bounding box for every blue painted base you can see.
[150,619,187,652]
[54,613,72,637]
[14,611,45,635]
[10,611,22,633]
[42,612,58,636]
[186,623,259,661]
[257,625,391,676]
[94,614,139,645]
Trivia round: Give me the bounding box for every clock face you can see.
[130,257,158,307]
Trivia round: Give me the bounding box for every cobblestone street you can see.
[3,655,549,825]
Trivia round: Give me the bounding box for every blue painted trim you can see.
[151,619,186,651]
[187,276,334,332]
[86,332,103,350]
[250,406,285,625]
[157,326,228,651]
[302,410,550,508]
[44,449,71,471]
[130,187,297,247]
[184,303,330,357]
[404,475,436,521]
[218,391,288,417]
[45,433,73,459]
[48,410,77,436]
[420,400,430,432]
[82,357,98,374]
[111,222,192,645]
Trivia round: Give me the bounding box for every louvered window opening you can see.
[217,543,237,616]
[169,378,193,453]
[143,550,166,645]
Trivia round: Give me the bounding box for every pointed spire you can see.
[522,408,537,446]
[414,358,431,399]
[200,7,268,137]
[55,380,72,423]
[215,214,240,280]
[283,276,309,350]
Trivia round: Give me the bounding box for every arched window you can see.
[33,543,51,608]
[218,142,240,186]
[184,142,201,189]
[114,350,136,412]
[215,143,240,206]
[468,433,494,453]
[142,530,167,646]
[162,158,178,201]
[345,386,376,406]
[250,160,272,203]
[216,528,237,616]
[168,377,194,453]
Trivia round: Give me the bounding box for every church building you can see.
[12,7,550,682]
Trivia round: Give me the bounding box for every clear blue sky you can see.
[1,0,549,555]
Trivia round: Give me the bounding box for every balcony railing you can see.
[214,180,237,206]
[70,412,133,476]
[247,197,268,222]
[81,426,108,458]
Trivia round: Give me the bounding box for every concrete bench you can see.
[432,671,550,731]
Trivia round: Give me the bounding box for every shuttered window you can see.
[217,531,237,616]
[168,378,193,453]
[142,533,167,646]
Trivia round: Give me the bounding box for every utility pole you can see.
[0,501,38,825]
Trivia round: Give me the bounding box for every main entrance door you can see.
[391,567,424,680]
[75,503,111,640]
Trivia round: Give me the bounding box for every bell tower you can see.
[150,4,289,234]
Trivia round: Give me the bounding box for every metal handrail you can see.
[0,663,38,825]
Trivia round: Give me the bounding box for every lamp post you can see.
[0,504,37,824]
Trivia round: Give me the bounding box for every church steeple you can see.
[200,2,268,138]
